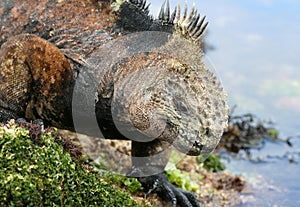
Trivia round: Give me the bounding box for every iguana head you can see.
[91,0,229,156]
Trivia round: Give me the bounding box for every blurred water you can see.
[231,160,300,207]
[223,138,300,207]
[196,1,300,206]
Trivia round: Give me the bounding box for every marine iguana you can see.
[0,0,229,206]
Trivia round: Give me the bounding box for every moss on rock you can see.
[0,122,144,207]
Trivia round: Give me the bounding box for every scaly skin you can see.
[0,0,229,206]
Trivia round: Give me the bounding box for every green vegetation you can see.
[0,123,145,207]
[197,154,226,172]
[165,163,199,192]
[268,128,279,141]
[101,172,142,193]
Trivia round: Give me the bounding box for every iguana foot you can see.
[138,173,200,207]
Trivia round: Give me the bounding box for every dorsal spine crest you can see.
[158,0,208,44]
[116,0,208,44]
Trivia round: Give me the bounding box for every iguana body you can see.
[0,0,229,206]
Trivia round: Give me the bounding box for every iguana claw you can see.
[138,173,200,207]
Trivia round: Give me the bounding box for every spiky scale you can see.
[195,20,208,39]
[187,13,200,34]
[174,3,181,24]
[170,6,177,23]
[158,0,166,20]
[165,0,171,21]
[162,1,209,45]
[180,2,188,23]
[158,0,171,23]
